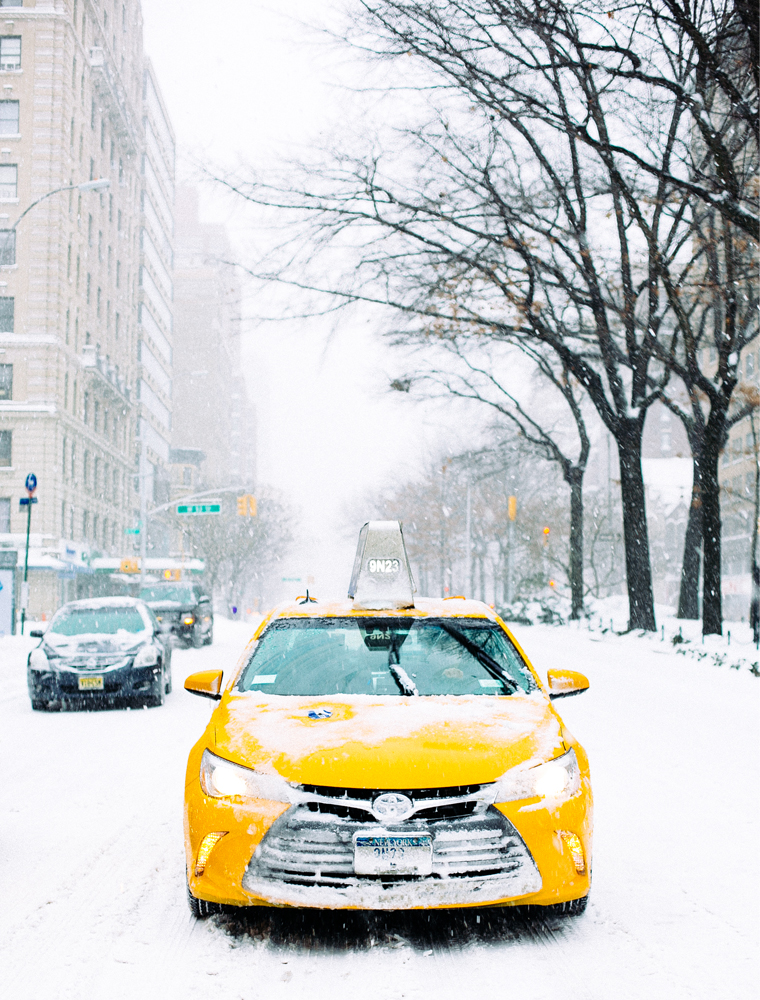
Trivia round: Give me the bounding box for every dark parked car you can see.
[138,582,213,648]
[27,597,172,710]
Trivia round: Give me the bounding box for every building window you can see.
[0,429,11,467]
[83,510,89,539]
[0,164,17,199]
[88,213,93,245]
[0,496,9,533]
[0,362,11,399]
[62,436,67,476]
[0,100,19,134]
[747,352,755,377]
[0,1,24,7]
[0,228,15,265]
[0,297,13,332]
[0,37,21,71]
[83,450,89,485]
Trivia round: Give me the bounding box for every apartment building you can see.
[0,0,174,619]
[170,187,255,502]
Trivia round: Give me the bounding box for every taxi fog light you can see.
[559,831,586,874]
[194,831,227,876]
[200,748,293,802]
[494,747,580,802]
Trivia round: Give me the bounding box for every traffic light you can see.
[237,494,257,517]
[508,495,517,521]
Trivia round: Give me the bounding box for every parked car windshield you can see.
[139,585,196,604]
[237,618,535,696]
[48,607,147,636]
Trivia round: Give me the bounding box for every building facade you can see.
[171,186,255,498]
[0,0,174,621]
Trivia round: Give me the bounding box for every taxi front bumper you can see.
[185,776,592,911]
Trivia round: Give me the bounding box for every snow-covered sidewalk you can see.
[0,618,757,1000]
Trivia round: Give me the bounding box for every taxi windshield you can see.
[237,618,535,697]
[48,607,147,635]
[139,585,195,603]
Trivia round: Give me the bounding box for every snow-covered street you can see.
[1,618,757,1000]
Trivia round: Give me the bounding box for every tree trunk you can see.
[677,458,703,619]
[701,419,724,635]
[568,467,584,620]
[616,420,657,631]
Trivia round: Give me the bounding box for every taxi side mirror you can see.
[185,670,224,700]
[547,668,589,699]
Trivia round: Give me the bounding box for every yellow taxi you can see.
[184,521,592,917]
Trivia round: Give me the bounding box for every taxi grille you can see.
[245,805,535,888]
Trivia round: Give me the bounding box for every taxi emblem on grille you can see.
[371,792,414,822]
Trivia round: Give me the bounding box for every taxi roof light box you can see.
[348,520,416,610]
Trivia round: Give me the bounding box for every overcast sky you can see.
[140,1,472,597]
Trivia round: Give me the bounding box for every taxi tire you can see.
[187,883,222,919]
[544,894,589,917]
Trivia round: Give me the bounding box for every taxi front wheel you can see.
[186,880,221,919]
[541,894,589,917]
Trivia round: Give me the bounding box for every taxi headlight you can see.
[133,644,160,668]
[493,747,580,803]
[200,748,293,802]
[29,647,51,671]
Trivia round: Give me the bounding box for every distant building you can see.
[171,187,256,506]
[0,1,175,621]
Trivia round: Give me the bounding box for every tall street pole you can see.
[19,471,37,634]
[139,439,148,590]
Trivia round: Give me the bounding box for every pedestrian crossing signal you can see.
[237,494,257,517]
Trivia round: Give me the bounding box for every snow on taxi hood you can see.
[215,692,565,789]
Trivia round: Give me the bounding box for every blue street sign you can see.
[25,473,37,493]
[19,497,38,506]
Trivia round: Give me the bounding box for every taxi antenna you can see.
[298,590,317,604]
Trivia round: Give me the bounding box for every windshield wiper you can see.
[439,624,519,693]
[388,643,418,696]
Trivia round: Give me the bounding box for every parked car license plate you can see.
[353,834,433,875]
[78,676,104,691]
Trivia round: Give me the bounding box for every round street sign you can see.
[25,473,37,494]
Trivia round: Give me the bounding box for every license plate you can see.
[78,676,104,691]
[353,834,433,875]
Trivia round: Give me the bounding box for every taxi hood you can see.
[215,693,564,788]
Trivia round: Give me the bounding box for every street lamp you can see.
[11,177,111,231]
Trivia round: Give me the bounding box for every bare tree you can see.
[215,0,757,632]
[402,340,590,617]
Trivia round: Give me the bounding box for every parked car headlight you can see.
[182,614,195,626]
[133,643,160,668]
[200,748,293,802]
[493,747,580,802]
[29,647,51,671]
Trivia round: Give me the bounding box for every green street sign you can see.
[177,502,222,515]
[124,528,140,535]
